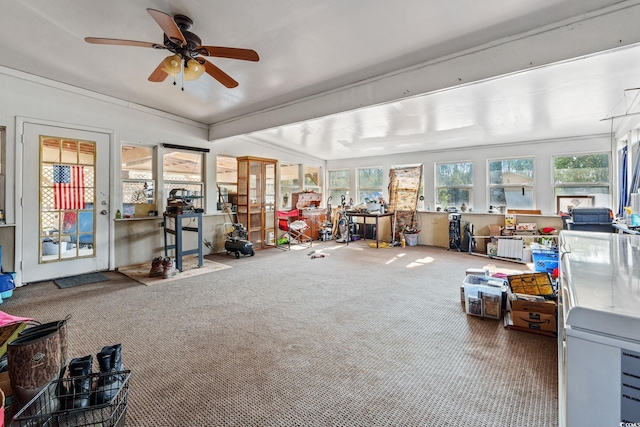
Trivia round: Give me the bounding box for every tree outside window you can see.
[436,162,472,211]
[553,153,609,212]
[357,167,383,204]
[328,170,350,206]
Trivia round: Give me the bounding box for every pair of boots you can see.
[149,256,178,279]
[62,343,124,410]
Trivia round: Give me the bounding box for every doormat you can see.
[54,272,110,289]
[118,257,231,286]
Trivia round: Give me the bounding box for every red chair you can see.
[277,209,312,250]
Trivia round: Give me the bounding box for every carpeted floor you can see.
[2,242,558,426]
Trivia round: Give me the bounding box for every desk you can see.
[163,211,203,272]
[345,211,394,248]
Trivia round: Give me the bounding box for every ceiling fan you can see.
[85,8,259,88]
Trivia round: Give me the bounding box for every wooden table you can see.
[345,211,394,248]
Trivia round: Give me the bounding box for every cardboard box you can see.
[505,214,516,229]
[510,299,557,332]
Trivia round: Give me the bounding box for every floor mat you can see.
[54,272,110,289]
[118,257,231,286]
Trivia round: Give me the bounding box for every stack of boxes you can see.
[505,272,557,335]
[462,268,558,336]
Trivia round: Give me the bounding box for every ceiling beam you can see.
[209,1,640,142]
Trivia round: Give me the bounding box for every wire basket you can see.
[13,370,131,427]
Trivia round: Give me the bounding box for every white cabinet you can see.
[558,231,640,426]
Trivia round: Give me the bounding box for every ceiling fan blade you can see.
[148,61,169,82]
[147,8,186,46]
[197,46,259,62]
[202,59,238,88]
[85,37,165,49]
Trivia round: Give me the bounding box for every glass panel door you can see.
[40,137,96,262]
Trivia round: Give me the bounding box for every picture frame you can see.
[556,195,594,214]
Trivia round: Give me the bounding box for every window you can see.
[280,164,300,208]
[216,155,237,211]
[163,148,204,211]
[488,157,534,210]
[553,153,610,213]
[357,167,383,204]
[121,145,155,217]
[328,170,350,206]
[304,165,322,194]
[436,162,472,211]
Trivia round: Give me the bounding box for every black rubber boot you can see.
[92,344,124,405]
[65,355,93,410]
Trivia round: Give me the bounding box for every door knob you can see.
[100,210,108,215]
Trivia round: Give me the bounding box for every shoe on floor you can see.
[162,257,178,279]
[149,257,164,277]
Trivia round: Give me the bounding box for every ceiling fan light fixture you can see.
[184,59,205,81]
[161,54,182,76]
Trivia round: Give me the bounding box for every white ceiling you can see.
[2,1,640,160]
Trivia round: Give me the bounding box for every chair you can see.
[276,209,312,250]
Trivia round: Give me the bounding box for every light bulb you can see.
[161,55,182,76]
[184,59,205,81]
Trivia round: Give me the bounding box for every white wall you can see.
[326,135,612,215]
[0,69,322,274]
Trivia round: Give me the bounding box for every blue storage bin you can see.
[0,272,16,299]
[532,250,559,274]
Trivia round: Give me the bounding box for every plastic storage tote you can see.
[566,207,614,233]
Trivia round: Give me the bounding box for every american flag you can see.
[53,165,85,210]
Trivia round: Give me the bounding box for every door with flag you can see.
[22,123,110,283]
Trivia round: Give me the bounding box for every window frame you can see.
[120,144,156,218]
[487,156,535,211]
[328,169,350,207]
[279,163,301,209]
[356,166,384,204]
[552,152,610,212]
[162,147,205,212]
[435,161,473,211]
[216,155,237,211]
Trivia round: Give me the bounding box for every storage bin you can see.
[567,207,614,233]
[0,273,15,299]
[532,250,559,274]
[463,275,507,319]
[404,234,418,246]
[570,207,612,224]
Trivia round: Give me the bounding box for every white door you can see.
[22,123,110,283]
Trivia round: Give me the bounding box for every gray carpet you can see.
[53,272,110,289]
[2,243,557,426]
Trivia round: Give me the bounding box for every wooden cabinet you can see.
[236,156,277,250]
[292,192,323,209]
[300,209,326,240]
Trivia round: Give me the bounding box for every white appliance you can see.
[558,231,640,426]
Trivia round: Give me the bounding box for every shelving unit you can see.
[163,211,203,272]
[236,156,277,250]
